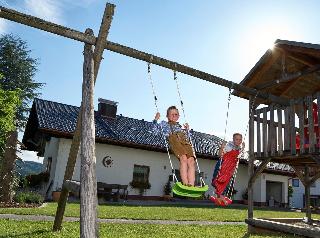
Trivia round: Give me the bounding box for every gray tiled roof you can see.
[32,98,223,157]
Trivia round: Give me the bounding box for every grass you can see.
[0,202,318,222]
[0,202,312,237]
[0,219,298,238]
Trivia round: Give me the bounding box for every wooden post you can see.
[290,100,296,155]
[262,108,268,157]
[277,107,283,155]
[307,96,315,152]
[248,97,255,222]
[298,100,305,154]
[80,28,97,238]
[256,110,261,157]
[284,107,290,150]
[269,104,275,156]
[53,3,115,231]
[304,166,312,224]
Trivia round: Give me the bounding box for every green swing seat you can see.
[172,182,208,198]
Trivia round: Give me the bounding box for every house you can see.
[289,177,320,209]
[23,98,294,204]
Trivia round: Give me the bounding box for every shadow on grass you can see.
[0,229,51,238]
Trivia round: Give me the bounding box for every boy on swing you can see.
[153,106,196,186]
[210,133,244,206]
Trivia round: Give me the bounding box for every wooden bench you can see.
[63,180,128,202]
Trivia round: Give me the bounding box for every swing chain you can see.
[223,83,233,142]
[173,70,206,186]
[147,63,178,183]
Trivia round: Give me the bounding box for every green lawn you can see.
[0,202,312,237]
[0,202,318,222]
[0,219,298,238]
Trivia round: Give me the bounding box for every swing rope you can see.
[147,62,178,183]
[173,70,206,187]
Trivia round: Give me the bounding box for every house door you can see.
[266,181,282,206]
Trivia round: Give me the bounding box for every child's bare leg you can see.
[187,156,195,186]
[179,155,188,185]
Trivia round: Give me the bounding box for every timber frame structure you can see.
[234,40,320,238]
[1,2,320,238]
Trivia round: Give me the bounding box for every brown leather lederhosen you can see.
[167,122,195,159]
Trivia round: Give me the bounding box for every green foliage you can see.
[130,180,151,195]
[0,34,43,128]
[14,191,44,204]
[0,86,20,152]
[288,185,294,198]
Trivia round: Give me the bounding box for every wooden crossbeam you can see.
[255,64,320,90]
[0,5,291,106]
[249,158,272,186]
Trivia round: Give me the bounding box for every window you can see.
[292,179,299,187]
[131,164,150,187]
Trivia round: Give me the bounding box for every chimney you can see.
[98,98,118,119]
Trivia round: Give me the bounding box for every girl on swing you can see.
[210,133,244,206]
[153,106,196,187]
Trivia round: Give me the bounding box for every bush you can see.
[14,192,44,204]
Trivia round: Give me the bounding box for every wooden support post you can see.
[277,107,283,155]
[80,28,97,237]
[262,108,268,156]
[0,5,291,106]
[284,107,290,150]
[307,96,315,152]
[249,158,272,186]
[304,166,312,224]
[269,104,275,156]
[298,100,305,154]
[53,3,115,231]
[290,100,296,155]
[256,110,261,157]
[248,97,255,221]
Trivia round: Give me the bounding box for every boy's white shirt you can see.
[223,141,241,153]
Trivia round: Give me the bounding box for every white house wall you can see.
[48,137,290,200]
[43,137,60,194]
[290,178,320,208]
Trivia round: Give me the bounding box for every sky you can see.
[0,0,319,162]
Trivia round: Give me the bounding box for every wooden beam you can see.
[53,3,115,232]
[63,180,80,196]
[0,5,291,106]
[255,64,320,90]
[292,166,307,187]
[80,28,97,237]
[248,97,255,220]
[249,158,272,186]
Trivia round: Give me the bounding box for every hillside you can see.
[15,160,44,177]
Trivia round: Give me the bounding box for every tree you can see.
[0,34,43,202]
[0,86,21,150]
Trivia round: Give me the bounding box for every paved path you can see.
[0,214,245,226]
